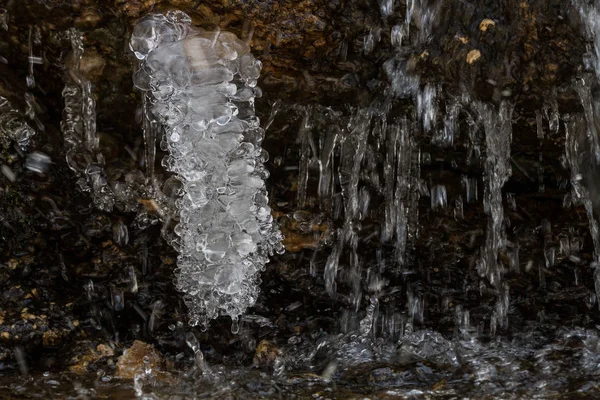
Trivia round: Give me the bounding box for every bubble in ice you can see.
[131,11,283,328]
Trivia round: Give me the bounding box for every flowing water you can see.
[4,0,600,399]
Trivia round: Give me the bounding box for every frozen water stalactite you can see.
[61,28,114,212]
[61,29,97,153]
[130,11,283,328]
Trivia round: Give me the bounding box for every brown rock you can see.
[115,340,174,383]
[479,19,495,32]
[79,48,106,83]
[97,343,114,357]
[42,330,63,346]
[75,7,103,30]
[68,342,115,375]
[466,50,481,64]
[253,339,281,367]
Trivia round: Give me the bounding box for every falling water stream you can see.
[6,0,600,398]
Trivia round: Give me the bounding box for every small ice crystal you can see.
[131,12,283,329]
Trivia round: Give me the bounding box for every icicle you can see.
[462,175,478,204]
[576,0,600,79]
[61,28,113,211]
[141,95,160,180]
[26,26,39,88]
[297,108,312,209]
[401,118,419,267]
[324,107,371,300]
[382,122,398,243]
[454,196,464,220]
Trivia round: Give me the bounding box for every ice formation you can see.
[61,28,115,212]
[0,95,35,151]
[130,11,283,328]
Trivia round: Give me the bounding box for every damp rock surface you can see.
[0,0,600,399]
[116,340,174,383]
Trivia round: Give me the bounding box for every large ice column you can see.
[130,11,283,328]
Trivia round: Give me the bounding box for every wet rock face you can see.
[441,0,583,104]
[2,0,587,114]
[0,0,596,378]
[2,0,586,129]
[115,340,174,382]
[385,0,586,108]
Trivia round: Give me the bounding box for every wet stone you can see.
[74,7,103,30]
[79,47,106,83]
[115,340,174,383]
[68,342,115,375]
[0,0,598,397]
[253,339,282,368]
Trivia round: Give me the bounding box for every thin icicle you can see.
[61,28,113,211]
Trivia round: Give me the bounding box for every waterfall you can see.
[477,102,513,290]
